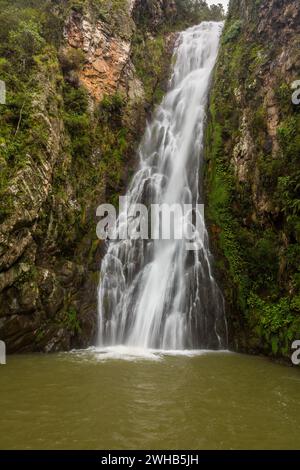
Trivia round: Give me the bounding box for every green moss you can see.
[62,307,81,334]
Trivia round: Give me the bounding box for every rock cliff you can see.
[0,0,222,352]
[205,0,300,359]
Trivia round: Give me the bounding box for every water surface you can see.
[0,349,299,450]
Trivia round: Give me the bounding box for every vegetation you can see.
[222,20,242,43]
[62,306,82,334]
[172,0,224,29]
[131,32,168,106]
[0,0,63,218]
[134,0,224,31]
[205,9,300,358]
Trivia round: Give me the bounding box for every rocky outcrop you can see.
[63,7,143,102]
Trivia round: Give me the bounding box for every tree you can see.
[8,20,45,70]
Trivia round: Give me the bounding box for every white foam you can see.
[68,346,232,363]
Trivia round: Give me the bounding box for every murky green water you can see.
[0,349,300,450]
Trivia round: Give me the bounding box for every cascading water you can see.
[97,21,227,351]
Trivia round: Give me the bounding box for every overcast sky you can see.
[206,0,229,12]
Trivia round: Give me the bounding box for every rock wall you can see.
[205,0,300,358]
[1,0,218,353]
[0,0,161,353]
[63,7,141,101]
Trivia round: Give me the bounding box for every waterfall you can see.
[97,22,227,351]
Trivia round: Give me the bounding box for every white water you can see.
[97,22,227,351]
[70,346,232,363]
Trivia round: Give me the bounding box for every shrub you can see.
[59,48,86,75]
[8,20,45,70]
[223,20,243,44]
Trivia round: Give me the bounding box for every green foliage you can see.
[205,102,249,311]
[277,116,300,163]
[222,20,242,44]
[62,307,81,334]
[274,115,300,241]
[252,105,267,133]
[247,293,300,356]
[248,294,293,334]
[99,93,125,126]
[63,85,88,115]
[278,174,300,219]
[174,0,224,27]
[59,48,85,75]
[8,20,45,70]
[132,32,167,105]
[0,0,62,203]
[98,124,129,199]
[134,0,224,32]
[63,84,91,158]
[245,230,279,293]
[0,0,63,52]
